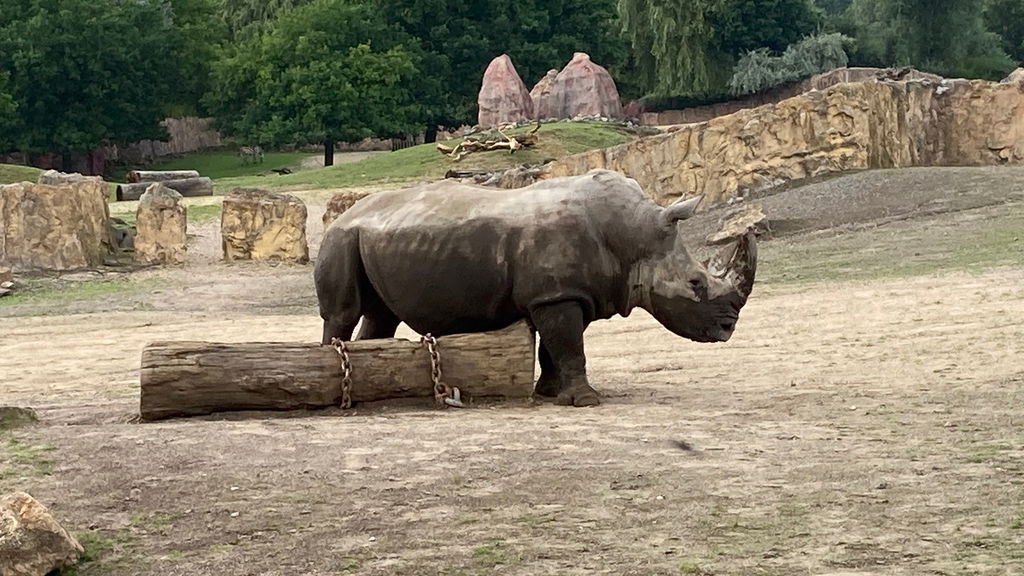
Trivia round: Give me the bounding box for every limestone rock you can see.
[0,266,10,283]
[0,492,84,576]
[1002,67,1024,88]
[36,170,104,187]
[221,189,308,263]
[0,180,112,272]
[544,77,1024,206]
[134,184,187,265]
[551,53,622,120]
[478,54,534,128]
[323,190,371,228]
[530,69,561,120]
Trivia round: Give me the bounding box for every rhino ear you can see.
[662,195,704,225]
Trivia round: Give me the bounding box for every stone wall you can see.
[542,76,1024,206]
[105,117,223,164]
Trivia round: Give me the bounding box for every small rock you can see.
[229,512,239,518]
[0,492,84,576]
[368,536,377,542]
[0,288,11,298]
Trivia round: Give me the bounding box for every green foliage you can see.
[844,0,1015,79]
[731,33,852,95]
[207,0,421,147]
[220,0,310,39]
[619,0,821,97]
[815,0,851,13]
[985,0,1024,64]
[0,0,180,153]
[166,0,227,116]
[146,150,311,180]
[377,0,628,127]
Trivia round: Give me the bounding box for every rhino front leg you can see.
[530,301,600,407]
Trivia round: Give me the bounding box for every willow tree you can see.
[618,0,726,96]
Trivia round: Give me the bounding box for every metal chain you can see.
[421,334,464,408]
[330,337,353,409]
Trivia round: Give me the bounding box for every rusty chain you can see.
[329,337,353,409]
[421,334,464,408]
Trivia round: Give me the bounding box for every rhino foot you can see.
[556,384,601,407]
[534,375,560,398]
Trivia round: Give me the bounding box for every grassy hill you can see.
[212,121,638,192]
[0,164,43,184]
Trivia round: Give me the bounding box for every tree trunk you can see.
[116,177,214,201]
[425,125,438,143]
[324,137,335,167]
[127,170,201,183]
[139,321,536,421]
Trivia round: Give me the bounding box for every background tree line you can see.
[0,0,1020,168]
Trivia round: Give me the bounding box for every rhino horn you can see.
[729,231,758,299]
[661,194,704,225]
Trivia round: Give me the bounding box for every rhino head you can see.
[635,196,758,343]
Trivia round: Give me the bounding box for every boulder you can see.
[543,77,1024,206]
[0,180,112,272]
[36,170,105,187]
[477,54,534,128]
[530,69,561,120]
[134,183,187,265]
[323,190,371,228]
[0,266,10,283]
[221,189,308,263]
[1002,67,1024,88]
[550,53,622,120]
[0,492,84,576]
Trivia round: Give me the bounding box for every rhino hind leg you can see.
[316,228,371,345]
[530,301,600,407]
[533,342,561,397]
[354,299,401,340]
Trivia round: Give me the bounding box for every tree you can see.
[0,72,16,152]
[166,0,228,116]
[206,0,421,165]
[985,0,1024,65]
[219,0,311,39]
[844,0,1014,79]
[814,0,851,14]
[618,0,821,96]
[730,32,851,95]
[0,0,179,160]
[376,0,628,135]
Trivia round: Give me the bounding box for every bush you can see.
[730,32,852,95]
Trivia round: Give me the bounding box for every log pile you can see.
[436,123,540,161]
[139,321,536,421]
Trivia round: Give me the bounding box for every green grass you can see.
[0,433,56,479]
[472,540,521,567]
[214,122,636,193]
[0,163,43,184]
[120,150,313,181]
[187,203,222,224]
[58,530,138,575]
[0,276,155,311]
[759,205,1024,285]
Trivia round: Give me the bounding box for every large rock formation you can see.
[0,179,112,272]
[1003,67,1024,88]
[221,189,308,263]
[539,77,1024,206]
[477,54,534,128]
[135,184,187,265]
[36,170,104,187]
[0,492,84,576]
[323,190,371,228]
[530,69,560,120]
[550,52,622,119]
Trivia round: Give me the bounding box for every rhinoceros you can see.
[315,169,757,406]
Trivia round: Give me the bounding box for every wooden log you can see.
[116,177,213,201]
[139,321,535,421]
[127,170,200,183]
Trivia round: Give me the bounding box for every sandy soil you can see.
[2,167,1023,575]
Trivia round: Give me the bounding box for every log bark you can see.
[139,322,536,421]
[116,177,213,201]
[127,170,201,183]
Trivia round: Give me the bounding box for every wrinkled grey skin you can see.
[315,169,757,406]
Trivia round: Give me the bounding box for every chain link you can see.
[421,334,463,408]
[330,337,353,409]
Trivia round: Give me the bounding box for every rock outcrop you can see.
[530,69,561,120]
[478,55,534,128]
[0,492,84,576]
[134,184,187,265]
[0,180,112,271]
[323,190,371,228]
[538,77,1024,206]
[550,53,622,119]
[1002,67,1024,88]
[221,189,308,263]
[36,170,105,187]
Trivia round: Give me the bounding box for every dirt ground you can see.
[2,167,1023,575]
